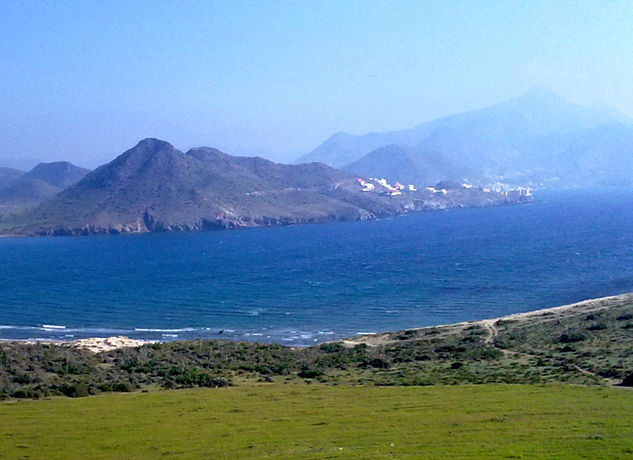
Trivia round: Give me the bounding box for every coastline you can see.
[8,292,632,352]
[342,292,633,347]
[1,191,532,238]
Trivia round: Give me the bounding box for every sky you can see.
[1,0,633,169]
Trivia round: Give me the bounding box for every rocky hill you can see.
[3,139,530,236]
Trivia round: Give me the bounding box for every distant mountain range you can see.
[298,88,633,188]
[0,168,25,188]
[1,139,528,236]
[0,162,90,208]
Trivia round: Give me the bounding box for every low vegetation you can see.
[2,294,633,399]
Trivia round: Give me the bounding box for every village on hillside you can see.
[355,177,533,198]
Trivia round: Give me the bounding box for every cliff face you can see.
[5,139,531,236]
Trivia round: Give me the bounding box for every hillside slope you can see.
[0,168,25,191]
[343,144,473,187]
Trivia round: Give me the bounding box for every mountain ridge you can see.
[2,138,530,236]
[298,89,633,187]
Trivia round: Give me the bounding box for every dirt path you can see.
[480,319,498,345]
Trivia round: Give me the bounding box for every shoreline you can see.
[4,292,632,352]
[342,292,633,347]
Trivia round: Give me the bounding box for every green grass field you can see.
[1,384,633,459]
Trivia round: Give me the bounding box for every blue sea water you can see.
[1,189,633,346]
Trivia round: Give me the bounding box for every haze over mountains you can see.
[0,168,25,187]
[0,162,89,208]
[298,88,633,188]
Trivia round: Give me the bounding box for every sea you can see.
[1,188,633,346]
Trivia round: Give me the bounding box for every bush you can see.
[58,382,90,398]
[98,382,135,393]
[434,345,457,353]
[298,366,322,379]
[558,332,586,343]
[586,323,607,331]
[319,343,344,353]
[367,358,390,369]
[12,374,32,384]
[620,373,633,387]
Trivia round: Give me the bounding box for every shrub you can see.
[367,358,390,369]
[298,366,322,379]
[434,345,457,353]
[98,382,135,393]
[558,332,586,343]
[586,323,607,331]
[58,382,90,398]
[12,374,32,384]
[319,343,344,353]
[620,373,633,387]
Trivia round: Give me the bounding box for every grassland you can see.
[1,384,633,459]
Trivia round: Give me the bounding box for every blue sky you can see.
[1,0,632,168]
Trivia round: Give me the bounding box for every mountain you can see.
[0,168,25,191]
[4,139,529,236]
[300,88,633,187]
[342,145,473,187]
[0,162,90,207]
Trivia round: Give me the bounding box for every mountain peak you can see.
[135,138,174,149]
[24,161,90,188]
[502,87,570,110]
